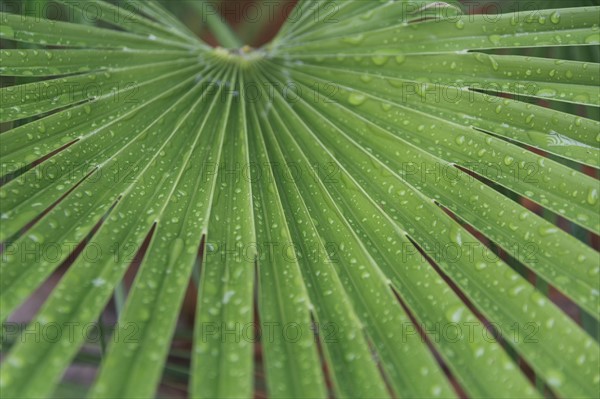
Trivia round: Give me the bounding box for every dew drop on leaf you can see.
[394,54,406,64]
[488,35,501,45]
[348,93,367,106]
[546,369,565,387]
[587,188,598,205]
[371,52,389,66]
[584,33,600,44]
[341,34,364,45]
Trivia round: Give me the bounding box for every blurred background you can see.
[0,1,598,398]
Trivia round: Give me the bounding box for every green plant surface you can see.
[0,1,599,398]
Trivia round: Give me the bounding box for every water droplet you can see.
[449,224,462,246]
[546,369,564,387]
[488,35,501,45]
[348,93,366,106]
[395,53,406,65]
[28,233,44,243]
[509,284,526,296]
[538,226,558,236]
[169,238,184,266]
[587,188,598,205]
[550,11,561,24]
[222,290,235,304]
[525,114,535,124]
[92,278,106,287]
[536,88,557,97]
[519,211,529,221]
[489,56,499,71]
[584,33,600,44]
[445,304,464,323]
[455,20,465,29]
[371,52,390,66]
[342,34,364,45]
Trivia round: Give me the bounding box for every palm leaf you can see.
[1,1,598,398]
